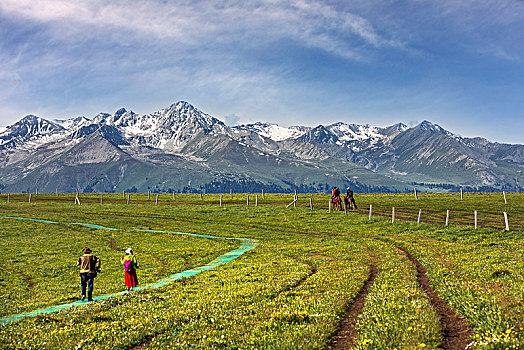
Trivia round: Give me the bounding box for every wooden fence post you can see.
[36,188,38,196]
[369,204,372,220]
[230,189,233,200]
[504,212,509,231]
[255,195,258,207]
[414,188,418,200]
[56,188,59,197]
[446,210,449,226]
[293,195,296,207]
[329,199,332,213]
[100,194,103,205]
[310,197,313,210]
[200,192,203,201]
[503,191,507,204]
[247,194,249,206]
[392,207,395,223]
[173,191,176,200]
[262,189,265,200]
[417,209,422,224]
[155,194,159,205]
[29,193,32,203]
[7,193,10,203]
[460,187,463,200]
[474,210,478,229]
[148,191,151,200]
[220,194,223,206]
[127,194,130,205]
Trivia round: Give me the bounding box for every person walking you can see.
[121,248,139,291]
[77,247,101,301]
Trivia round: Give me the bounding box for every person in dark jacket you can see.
[345,187,358,210]
[77,247,101,301]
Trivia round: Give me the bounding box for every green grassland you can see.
[0,192,523,349]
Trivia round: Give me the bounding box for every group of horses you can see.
[331,193,357,211]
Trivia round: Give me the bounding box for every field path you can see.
[0,215,257,325]
[396,245,473,350]
[329,264,378,349]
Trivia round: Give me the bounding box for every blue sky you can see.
[0,0,523,143]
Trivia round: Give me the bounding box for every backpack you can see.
[123,258,134,272]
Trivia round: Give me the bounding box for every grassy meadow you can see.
[0,191,523,349]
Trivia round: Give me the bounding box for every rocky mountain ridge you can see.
[0,101,522,193]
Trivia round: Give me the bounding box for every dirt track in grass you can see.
[396,245,473,350]
[329,264,378,350]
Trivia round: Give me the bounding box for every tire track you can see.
[396,245,473,350]
[329,264,378,350]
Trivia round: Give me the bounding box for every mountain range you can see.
[0,101,522,193]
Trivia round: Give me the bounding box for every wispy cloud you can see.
[0,0,400,60]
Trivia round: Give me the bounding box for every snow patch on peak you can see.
[418,120,452,135]
[327,122,383,142]
[55,116,91,129]
[234,122,309,141]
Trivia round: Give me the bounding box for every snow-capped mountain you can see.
[92,101,229,151]
[233,122,310,141]
[0,101,522,193]
[54,116,91,130]
[0,115,66,150]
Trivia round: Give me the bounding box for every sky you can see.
[0,0,523,144]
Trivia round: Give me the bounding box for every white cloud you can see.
[0,0,399,59]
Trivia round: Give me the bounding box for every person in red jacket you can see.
[77,247,101,301]
[121,248,139,291]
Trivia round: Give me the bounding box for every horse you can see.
[332,195,342,211]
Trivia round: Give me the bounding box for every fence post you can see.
[29,193,32,203]
[230,189,233,200]
[173,191,176,200]
[36,188,38,196]
[414,188,418,200]
[329,199,332,213]
[155,194,159,205]
[446,210,449,226]
[262,189,265,200]
[392,207,395,223]
[474,210,478,229]
[504,212,509,231]
[123,190,125,199]
[417,209,422,224]
[200,192,203,201]
[247,194,249,206]
[255,195,258,207]
[293,195,296,207]
[310,197,313,210]
[100,194,103,205]
[460,187,463,200]
[127,194,130,205]
[7,193,10,203]
[220,194,223,206]
[503,191,507,204]
[369,204,372,220]
[148,191,151,200]
[56,188,59,197]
